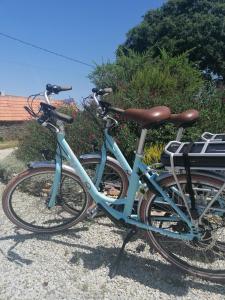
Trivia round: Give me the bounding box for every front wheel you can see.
[139,173,225,281]
[2,167,92,233]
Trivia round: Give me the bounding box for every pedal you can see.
[86,205,99,219]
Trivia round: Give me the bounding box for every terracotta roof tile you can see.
[0,95,76,122]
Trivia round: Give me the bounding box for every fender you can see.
[137,169,225,216]
[27,153,125,176]
[155,170,225,183]
[79,152,124,169]
[28,161,77,174]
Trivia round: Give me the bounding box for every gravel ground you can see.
[0,148,15,160]
[0,180,225,300]
[0,149,225,299]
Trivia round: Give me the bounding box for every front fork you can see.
[48,146,62,208]
[47,141,108,208]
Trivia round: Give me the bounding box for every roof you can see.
[0,95,76,122]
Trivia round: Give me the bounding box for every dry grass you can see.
[0,140,18,150]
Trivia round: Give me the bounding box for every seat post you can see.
[137,129,147,155]
[176,127,184,141]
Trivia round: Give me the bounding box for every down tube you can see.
[48,147,62,207]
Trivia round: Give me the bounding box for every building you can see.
[0,95,77,140]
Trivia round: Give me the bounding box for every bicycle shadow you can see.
[0,225,89,266]
[97,221,225,265]
[0,223,224,297]
[69,242,225,297]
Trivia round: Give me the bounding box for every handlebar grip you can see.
[92,87,113,96]
[50,110,74,124]
[101,88,113,94]
[98,100,124,114]
[46,84,72,95]
[59,86,72,92]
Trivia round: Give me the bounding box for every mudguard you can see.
[27,153,125,175]
[79,152,124,169]
[28,161,77,174]
[137,169,225,216]
[155,170,225,183]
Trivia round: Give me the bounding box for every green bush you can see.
[16,105,103,163]
[89,50,212,161]
[17,51,225,165]
[0,152,26,183]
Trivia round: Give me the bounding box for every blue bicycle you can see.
[3,85,225,281]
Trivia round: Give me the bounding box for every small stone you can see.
[42,281,48,287]
[136,243,145,253]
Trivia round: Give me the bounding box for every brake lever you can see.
[24,106,37,118]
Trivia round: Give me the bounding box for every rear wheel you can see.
[80,157,128,199]
[2,167,91,233]
[76,157,129,216]
[139,173,225,281]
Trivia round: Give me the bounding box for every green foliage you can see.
[0,152,26,183]
[17,49,225,166]
[16,120,56,162]
[16,105,103,162]
[119,0,225,79]
[89,50,210,161]
[90,50,204,109]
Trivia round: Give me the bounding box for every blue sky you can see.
[0,0,165,102]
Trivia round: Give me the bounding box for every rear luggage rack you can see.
[161,140,225,170]
[201,132,225,141]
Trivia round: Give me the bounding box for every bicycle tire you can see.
[80,157,129,198]
[2,167,91,233]
[139,172,225,281]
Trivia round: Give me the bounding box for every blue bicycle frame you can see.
[47,124,201,241]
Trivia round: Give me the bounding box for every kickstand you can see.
[109,227,137,278]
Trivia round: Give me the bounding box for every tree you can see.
[89,50,215,161]
[118,0,225,79]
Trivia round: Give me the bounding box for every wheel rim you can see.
[6,169,89,231]
[141,174,225,279]
[82,161,126,198]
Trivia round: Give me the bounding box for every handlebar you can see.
[92,87,113,96]
[98,100,124,115]
[90,87,124,118]
[37,102,73,124]
[46,84,72,95]
[43,83,72,104]
[25,84,74,130]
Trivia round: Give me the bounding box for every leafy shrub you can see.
[0,152,26,183]
[16,105,103,163]
[92,50,225,151]
[17,51,225,165]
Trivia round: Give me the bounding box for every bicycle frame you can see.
[48,126,200,242]
[80,121,192,190]
[88,128,133,190]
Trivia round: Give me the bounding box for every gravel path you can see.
[0,148,15,160]
[0,181,225,300]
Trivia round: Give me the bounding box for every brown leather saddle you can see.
[169,109,199,127]
[122,107,199,129]
[123,106,171,129]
